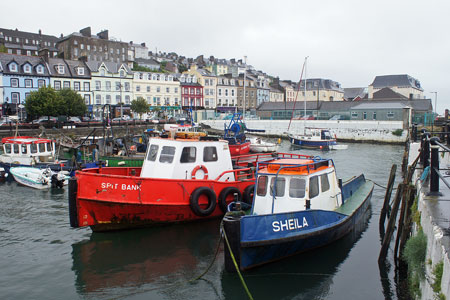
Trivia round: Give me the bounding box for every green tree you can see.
[0,45,7,53]
[58,88,87,116]
[131,97,149,119]
[178,64,188,73]
[25,85,63,120]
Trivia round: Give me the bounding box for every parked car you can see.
[0,117,17,126]
[69,116,82,123]
[81,117,91,122]
[112,115,131,122]
[32,116,57,124]
[299,115,316,120]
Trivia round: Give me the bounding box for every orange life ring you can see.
[191,165,208,179]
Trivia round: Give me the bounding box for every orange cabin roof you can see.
[262,158,330,175]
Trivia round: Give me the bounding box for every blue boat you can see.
[288,128,347,150]
[222,155,373,271]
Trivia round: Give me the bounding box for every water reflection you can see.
[221,206,372,300]
[71,219,221,298]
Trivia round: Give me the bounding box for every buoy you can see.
[278,138,281,144]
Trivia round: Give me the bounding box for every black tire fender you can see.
[189,187,217,216]
[243,184,255,205]
[218,187,242,213]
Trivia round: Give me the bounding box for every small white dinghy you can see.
[10,167,69,189]
[249,137,279,153]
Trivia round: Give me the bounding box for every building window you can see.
[96,95,101,104]
[96,81,101,91]
[54,81,61,90]
[124,82,130,91]
[136,85,140,92]
[157,86,161,93]
[25,79,32,88]
[351,111,358,119]
[119,70,125,77]
[9,63,18,72]
[166,87,170,93]
[36,65,44,74]
[83,82,90,91]
[74,82,80,91]
[24,64,32,73]
[147,86,150,92]
[77,67,85,76]
[38,79,45,88]
[11,92,19,104]
[115,82,121,91]
[125,95,130,104]
[363,112,367,120]
[373,112,377,120]
[84,94,90,105]
[106,95,111,104]
[116,95,121,103]
[63,81,70,89]
[56,65,65,74]
[387,111,394,119]
[174,87,178,93]
[11,78,19,88]
[106,81,111,91]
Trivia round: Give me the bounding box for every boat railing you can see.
[232,152,313,167]
[215,167,254,182]
[257,157,334,176]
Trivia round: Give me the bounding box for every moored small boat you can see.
[222,155,373,271]
[288,128,347,150]
[10,167,69,189]
[249,137,279,153]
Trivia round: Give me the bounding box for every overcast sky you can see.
[3,0,449,113]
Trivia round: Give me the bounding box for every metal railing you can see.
[414,123,450,196]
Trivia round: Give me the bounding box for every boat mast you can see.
[304,56,308,135]
[287,56,308,132]
[243,55,247,118]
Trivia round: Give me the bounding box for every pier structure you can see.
[407,124,450,299]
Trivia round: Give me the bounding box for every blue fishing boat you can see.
[288,127,347,150]
[222,155,373,271]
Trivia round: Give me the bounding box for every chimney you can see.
[141,42,146,47]
[80,27,91,37]
[38,29,42,36]
[130,41,133,45]
[79,56,88,62]
[97,30,109,40]
[38,48,50,62]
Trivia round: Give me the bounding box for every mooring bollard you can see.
[428,137,442,196]
[421,132,431,168]
[412,123,417,142]
[447,122,450,146]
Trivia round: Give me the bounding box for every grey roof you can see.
[344,87,367,100]
[135,57,160,66]
[370,74,423,90]
[372,87,408,99]
[64,59,91,79]
[351,102,407,110]
[46,58,71,77]
[320,101,358,111]
[0,28,59,51]
[86,60,131,74]
[258,101,321,111]
[295,78,343,92]
[0,53,49,76]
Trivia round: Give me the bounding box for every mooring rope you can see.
[221,221,255,300]
[188,231,223,283]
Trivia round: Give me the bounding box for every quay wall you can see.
[409,143,450,300]
[201,120,407,143]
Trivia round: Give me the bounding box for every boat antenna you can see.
[287,56,308,132]
[243,55,247,118]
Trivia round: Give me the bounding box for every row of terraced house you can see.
[0,26,433,122]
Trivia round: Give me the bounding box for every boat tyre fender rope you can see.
[218,187,242,213]
[243,184,255,205]
[189,187,217,216]
[191,165,208,180]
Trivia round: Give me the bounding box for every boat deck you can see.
[335,181,374,215]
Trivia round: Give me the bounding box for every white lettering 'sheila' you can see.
[272,217,308,232]
[101,182,141,191]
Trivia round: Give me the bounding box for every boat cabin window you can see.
[180,147,196,163]
[309,176,319,199]
[203,146,218,162]
[13,144,19,154]
[257,175,268,196]
[321,131,332,140]
[289,178,306,198]
[21,144,27,154]
[31,144,37,154]
[270,177,286,197]
[4,144,11,154]
[47,142,53,152]
[39,143,46,153]
[159,146,176,163]
[147,144,159,161]
[321,174,330,192]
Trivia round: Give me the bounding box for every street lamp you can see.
[431,91,437,118]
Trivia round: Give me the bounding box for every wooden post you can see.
[379,183,404,263]
[379,164,397,235]
[394,185,411,263]
[399,186,417,257]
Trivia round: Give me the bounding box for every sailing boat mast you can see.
[287,56,308,132]
[243,55,247,118]
[303,56,308,135]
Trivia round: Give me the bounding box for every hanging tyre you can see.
[243,184,255,205]
[218,187,242,213]
[189,187,217,216]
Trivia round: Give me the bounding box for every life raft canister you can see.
[191,165,208,180]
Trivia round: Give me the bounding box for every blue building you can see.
[0,53,50,115]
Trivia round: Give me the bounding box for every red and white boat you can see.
[69,136,277,232]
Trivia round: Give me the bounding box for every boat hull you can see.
[10,167,69,189]
[229,141,251,156]
[69,167,255,232]
[223,176,373,271]
[289,136,337,150]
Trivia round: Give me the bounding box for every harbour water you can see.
[0,141,406,300]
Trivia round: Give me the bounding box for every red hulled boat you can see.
[69,135,298,232]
